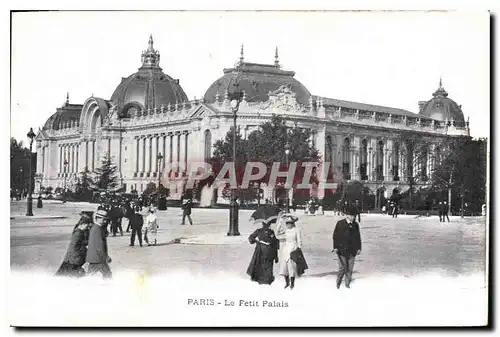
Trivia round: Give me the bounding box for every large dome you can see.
[204,47,311,106]
[110,35,188,118]
[419,80,465,123]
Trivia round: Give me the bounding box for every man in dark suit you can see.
[129,208,144,247]
[181,197,193,226]
[332,206,362,289]
[442,201,450,222]
[86,209,112,278]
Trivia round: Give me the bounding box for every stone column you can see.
[76,144,79,173]
[162,134,167,169]
[351,136,360,181]
[91,140,95,171]
[59,145,62,174]
[152,134,158,173]
[172,132,179,172]
[141,136,146,173]
[147,136,153,174]
[428,144,435,179]
[166,134,172,167]
[369,138,377,181]
[135,137,140,174]
[384,139,393,181]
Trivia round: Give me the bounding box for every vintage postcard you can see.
[8,10,489,327]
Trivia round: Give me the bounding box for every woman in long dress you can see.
[144,207,159,246]
[246,221,280,285]
[276,213,307,289]
[55,214,92,277]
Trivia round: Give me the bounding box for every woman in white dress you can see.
[276,213,303,289]
[144,207,159,246]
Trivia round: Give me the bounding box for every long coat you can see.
[55,228,88,277]
[332,219,362,257]
[246,227,279,285]
[86,224,109,264]
[129,212,144,229]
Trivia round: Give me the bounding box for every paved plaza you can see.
[11,200,487,278]
[9,200,488,327]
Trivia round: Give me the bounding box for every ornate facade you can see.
[35,36,470,202]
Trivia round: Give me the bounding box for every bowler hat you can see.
[79,211,94,219]
[345,206,357,216]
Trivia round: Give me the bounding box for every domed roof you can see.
[42,93,84,130]
[419,79,465,123]
[204,46,311,106]
[110,35,188,118]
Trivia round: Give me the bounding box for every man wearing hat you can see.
[86,209,112,278]
[332,205,362,289]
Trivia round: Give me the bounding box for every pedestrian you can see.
[354,200,361,222]
[246,220,280,285]
[55,213,92,277]
[332,206,362,289]
[392,202,399,218]
[276,213,308,290]
[109,204,124,237]
[144,207,159,246]
[129,207,144,247]
[86,210,112,279]
[181,197,193,226]
[37,195,43,208]
[442,201,450,222]
[438,201,444,222]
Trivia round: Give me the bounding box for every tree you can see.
[93,153,120,193]
[201,115,321,204]
[397,131,431,209]
[10,137,36,193]
[143,182,157,196]
[431,137,487,216]
[74,167,94,201]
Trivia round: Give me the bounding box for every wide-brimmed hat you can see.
[95,209,110,219]
[282,213,298,224]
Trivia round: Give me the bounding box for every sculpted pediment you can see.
[261,85,307,114]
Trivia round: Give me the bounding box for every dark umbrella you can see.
[249,205,282,224]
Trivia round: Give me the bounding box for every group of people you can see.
[246,206,362,290]
[55,209,113,278]
[382,201,399,218]
[437,201,450,222]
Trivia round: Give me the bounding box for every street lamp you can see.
[227,86,241,237]
[26,127,35,216]
[63,159,69,203]
[285,141,291,213]
[20,167,24,199]
[157,152,163,209]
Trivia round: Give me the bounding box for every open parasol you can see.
[249,205,282,224]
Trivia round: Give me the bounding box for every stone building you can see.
[35,36,470,204]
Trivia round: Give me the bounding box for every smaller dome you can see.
[419,79,465,123]
[110,35,188,118]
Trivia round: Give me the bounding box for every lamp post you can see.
[20,167,24,199]
[26,128,35,216]
[285,141,291,213]
[227,85,241,236]
[157,152,163,208]
[63,159,69,203]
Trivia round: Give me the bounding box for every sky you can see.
[10,10,490,148]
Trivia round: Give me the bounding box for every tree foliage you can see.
[10,137,36,193]
[430,137,487,213]
[198,115,321,203]
[93,153,120,193]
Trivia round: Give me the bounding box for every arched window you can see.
[360,139,368,180]
[420,146,428,181]
[342,138,351,180]
[204,130,212,161]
